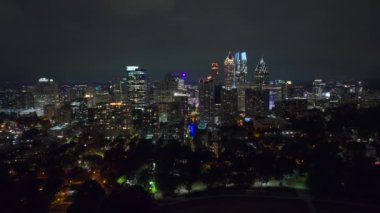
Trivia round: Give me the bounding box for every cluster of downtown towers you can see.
[114,51,273,141]
[126,51,270,124]
[123,51,273,139]
[198,51,270,127]
[6,50,343,142]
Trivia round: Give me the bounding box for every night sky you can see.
[1,0,379,83]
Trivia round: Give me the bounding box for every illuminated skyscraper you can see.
[224,51,235,88]
[126,66,148,120]
[221,87,238,126]
[210,63,222,125]
[254,57,270,86]
[94,102,132,136]
[0,90,34,110]
[245,88,269,117]
[34,78,59,116]
[211,63,220,84]
[312,79,326,100]
[198,63,224,126]
[198,76,214,125]
[234,51,248,85]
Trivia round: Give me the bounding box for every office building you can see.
[224,51,235,88]
[126,66,148,120]
[245,88,269,117]
[34,78,59,116]
[254,57,270,86]
[312,79,326,100]
[94,101,132,136]
[198,76,214,124]
[274,98,308,118]
[234,51,248,85]
[221,87,238,126]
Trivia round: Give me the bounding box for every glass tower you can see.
[126,66,148,114]
[254,57,270,86]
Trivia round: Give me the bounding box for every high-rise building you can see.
[312,79,326,100]
[236,84,250,113]
[34,78,59,116]
[126,66,148,120]
[274,98,308,118]
[0,89,34,110]
[211,63,221,84]
[168,93,188,126]
[234,51,248,85]
[93,88,111,106]
[198,76,214,124]
[160,73,186,92]
[59,85,87,103]
[152,73,189,141]
[263,83,283,111]
[224,51,235,88]
[94,101,132,136]
[213,84,222,126]
[221,87,238,126]
[254,57,270,86]
[198,63,224,126]
[20,91,34,109]
[245,88,269,117]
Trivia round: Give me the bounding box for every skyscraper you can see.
[254,57,270,86]
[312,79,326,100]
[211,63,220,84]
[224,51,235,88]
[154,73,188,124]
[198,76,214,125]
[221,87,238,126]
[198,63,224,126]
[126,66,148,120]
[245,88,269,118]
[234,51,248,85]
[34,78,59,116]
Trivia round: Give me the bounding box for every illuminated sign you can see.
[211,63,219,70]
[181,71,188,78]
[244,117,253,122]
[126,66,139,71]
[39,78,49,82]
[38,78,53,83]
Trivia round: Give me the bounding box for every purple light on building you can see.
[181,71,188,79]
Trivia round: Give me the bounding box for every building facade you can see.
[254,57,270,86]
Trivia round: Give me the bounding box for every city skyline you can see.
[1,0,379,83]
[1,1,380,212]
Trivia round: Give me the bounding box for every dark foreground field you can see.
[162,195,380,213]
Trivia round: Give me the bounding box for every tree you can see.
[180,151,202,192]
[201,163,228,189]
[68,180,106,213]
[254,150,276,182]
[307,142,344,194]
[154,140,184,196]
[99,186,158,213]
